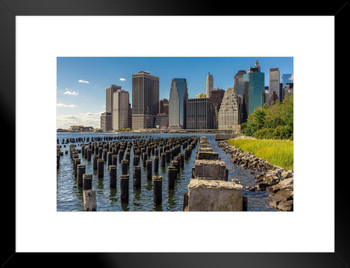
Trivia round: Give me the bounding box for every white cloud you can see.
[119,78,126,81]
[78,79,90,84]
[57,103,77,108]
[56,112,102,128]
[64,90,79,96]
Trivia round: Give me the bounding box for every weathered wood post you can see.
[83,174,92,190]
[160,153,166,168]
[120,175,129,203]
[243,196,248,211]
[73,158,81,178]
[112,154,118,166]
[97,159,104,179]
[109,165,117,189]
[121,160,128,175]
[87,149,92,161]
[93,155,98,170]
[133,154,140,166]
[146,160,152,180]
[107,152,112,166]
[167,166,177,189]
[179,153,184,168]
[133,166,141,189]
[154,156,159,173]
[83,189,96,211]
[165,150,171,162]
[77,164,86,188]
[152,175,162,205]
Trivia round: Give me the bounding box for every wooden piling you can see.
[83,174,92,190]
[120,175,129,203]
[154,156,159,173]
[77,164,86,188]
[133,166,141,189]
[109,165,117,189]
[83,189,96,211]
[167,166,177,189]
[152,175,162,205]
[97,159,104,179]
[146,160,152,180]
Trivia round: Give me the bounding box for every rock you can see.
[281,170,293,179]
[277,200,293,211]
[246,186,256,191]
[270,186,293,202]
[269,201,278,208]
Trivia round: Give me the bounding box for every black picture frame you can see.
[0,0,345,267]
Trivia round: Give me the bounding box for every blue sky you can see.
[57,57,293,128]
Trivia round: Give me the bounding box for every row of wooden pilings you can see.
[57,135,150,145]
[57,136,199,211]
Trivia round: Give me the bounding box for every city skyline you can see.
[57,57,293,129]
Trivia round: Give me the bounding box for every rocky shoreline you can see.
[218,141,293,211]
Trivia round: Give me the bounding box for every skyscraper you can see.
[209,88,225,129]
[106,85,121,113]
[234,70,246,97]
[100,112,112,131]
[269,68,281,101]
[112,89,130,130]
[206,72,214,97]
[218,87,241,133]
[282,74,293,88]
[101,84,121,131]
[169,78,188,128]
[132,71,159,129]
[159,99,169,115]
[243,60,265,119]
[186,98,213,129]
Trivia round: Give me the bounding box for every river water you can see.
[57,132,276,211]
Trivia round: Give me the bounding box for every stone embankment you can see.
[218,141,293,211]
[184,137,246,211]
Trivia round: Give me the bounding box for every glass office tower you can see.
[243,60,265,117]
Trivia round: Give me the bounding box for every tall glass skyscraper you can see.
[169,78,188,128]
[243,60,265,118]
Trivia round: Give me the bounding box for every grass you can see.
[228,138,293,170]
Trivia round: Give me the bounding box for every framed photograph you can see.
[1,0,344,267]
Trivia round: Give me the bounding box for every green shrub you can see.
[253,128,275,139]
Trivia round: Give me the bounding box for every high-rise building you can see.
[282,74,293,88]
[100,112,112,131]
[169,78,188,128]
[279,83,284,102]
[218,87,241,133]
[269,68,280,101]
[234,70,246,97]
[112,89,129,130]
[264,86,270,106]
[132,71,159,129]
[284,82,294,97]
[186,98,213,129]
[206,72,214,97]
[106,85,122,113]
[269,91,279,105]
[159,99,169,115]
[209,88,225,129]
[243,60,265,119]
